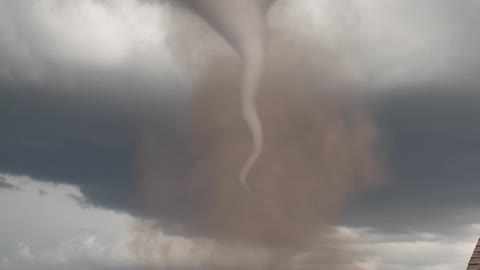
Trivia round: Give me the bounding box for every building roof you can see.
[467,238,480,270]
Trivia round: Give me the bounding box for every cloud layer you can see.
[1,0,480,269]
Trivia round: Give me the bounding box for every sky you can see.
[1,0,480,269]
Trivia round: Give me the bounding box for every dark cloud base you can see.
[2,82,480,233]
[0,86,136,210]
[345,85,480,233]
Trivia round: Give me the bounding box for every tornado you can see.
[184,0,275,191]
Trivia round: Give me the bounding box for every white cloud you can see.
[0,0,171,70]
[0,175,478,270]
[0,174,137,269]
[0,0,188,103]
[2,0,475,93]
[338,225,478,270]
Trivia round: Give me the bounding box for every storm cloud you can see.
[0,176,21,191]
[1,1,480,269]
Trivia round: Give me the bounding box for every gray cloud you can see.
[344,86,480,233]
[0,175,478,270]
[347,224,479,270]
[354,0,480,87]
[0,177,21,191]
[0,0,189,213]
[0,0,479,244]
[3,74,480,236]
[37,189,48,196]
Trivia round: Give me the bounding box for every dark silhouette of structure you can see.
[467,238,480,270]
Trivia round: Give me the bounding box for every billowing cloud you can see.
[0,176,21,191]
[340,224,480,270]
[0,175,478,270]
[1,0,479,233]
[0,1,479,269]
[0,175,137,270]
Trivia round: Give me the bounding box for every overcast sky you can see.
[1,0,480,269]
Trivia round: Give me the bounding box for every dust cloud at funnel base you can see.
[131,32,383,270]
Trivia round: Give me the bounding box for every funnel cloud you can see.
[182,0,276,191]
